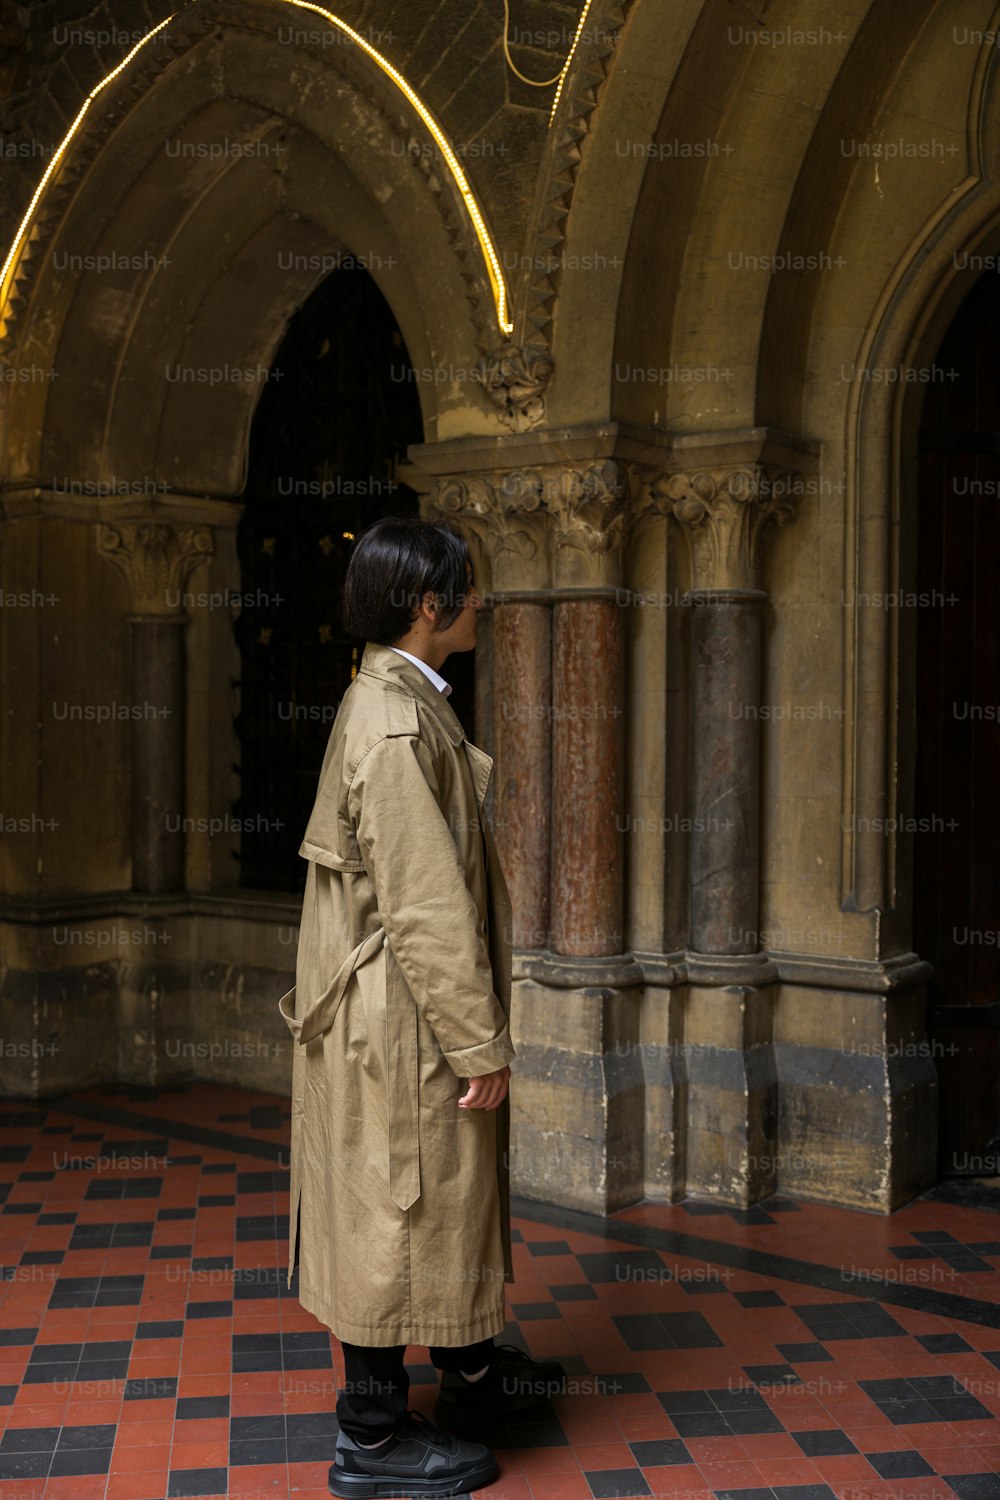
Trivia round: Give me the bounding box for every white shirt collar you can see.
[386,645,453,698]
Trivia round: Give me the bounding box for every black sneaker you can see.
[329,1408,499,1497]
[433,1344,567,1433]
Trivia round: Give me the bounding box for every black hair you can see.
[341,514,472,644]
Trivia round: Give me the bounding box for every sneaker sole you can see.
[329,1455,499,1498]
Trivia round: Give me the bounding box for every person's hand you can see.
[458,1066,510,1110]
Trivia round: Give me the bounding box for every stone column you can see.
[428,452,642,1213]
[97,521,213,893]
[656,465,799,958]
[432,470,553,951]
[547,460,626,958]
[643,462,801,1203]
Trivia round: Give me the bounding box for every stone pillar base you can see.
[509,957,645,1214]
[680,979,779,1207]
[773,975,938,1211]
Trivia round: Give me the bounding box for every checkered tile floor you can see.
[0,1083,999,1499]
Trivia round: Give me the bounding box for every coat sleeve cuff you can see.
[444,1025,515,1078]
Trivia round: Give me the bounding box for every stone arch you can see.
[1,0,514,495]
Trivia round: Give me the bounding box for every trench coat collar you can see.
[359,641,466,747]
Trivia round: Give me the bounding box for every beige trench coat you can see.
[278,642,516,1347]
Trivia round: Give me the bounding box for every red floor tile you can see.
[3,1084,1000,1500]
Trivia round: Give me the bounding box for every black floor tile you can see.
[584,1467,650,1498]
[0,1453,50,1479]
[577,1250,669,1283]
[511,1302,559,1320]
[229,1437,286,1466]
[177,1396,230,1420]
[613,1311,722,1352]
[0,1427,60,1452]
[772,1489,838,1500]
[168,1467,229,1497]
[657,1390,715,1414]
[714,1491,774,1500]
[917,1333,972,1353]
[865,1449,935,1478]
[137,1321,183,1340]
[669,1410,732,1437]
[792,1429,858,1456]
[0,1328,37,1346]
[627,1437,692,1466]
[49,1446,113,1476]
[595,1373,650,1396]
[124,1376,178,1400]
[284,1411,339,1438]
[943,1478,1000,1500]
[58,1424,118,1449]
[745,1364,800,1385]
[186,1300,233,1319]
[791,1301,907,1340]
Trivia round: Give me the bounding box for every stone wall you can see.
[3,0,996,1213]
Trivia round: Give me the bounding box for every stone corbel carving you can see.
[472,344,554,432]
[97,521,214,614]
[652,465,800,591]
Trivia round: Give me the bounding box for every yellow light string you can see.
[501,0,563,87]
[0,0,514,337]
[548,0,595,127]
[0,12,176,304]
[284,0,512,332]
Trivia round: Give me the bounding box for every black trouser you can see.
[337,1339,495,1442]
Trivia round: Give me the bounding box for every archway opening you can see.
[231,267,436,892]
[914,268,1000,1179]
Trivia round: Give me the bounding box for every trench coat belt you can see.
[277,925,420,1213]
[277,926,386,1046]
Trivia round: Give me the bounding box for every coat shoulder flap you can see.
[383,685,420,739]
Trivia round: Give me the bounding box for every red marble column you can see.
[550,595,625,956]
[492,598,551,950]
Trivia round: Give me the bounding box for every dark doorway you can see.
[232,269,472,892]
[915,268,1000,1178]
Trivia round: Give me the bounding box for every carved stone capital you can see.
[428,459,627,589]
[97,521,214,614]
[472,344,554,432]
[546,459,626,564]
[430,468,549,589]
[648,464,801,590]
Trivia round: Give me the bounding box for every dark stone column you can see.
[688,589,766,955]
[493,598,552,950]
[652,463,801,1204]
[98,520,213,894]
[129,615,187,893]
[550,594,624,956]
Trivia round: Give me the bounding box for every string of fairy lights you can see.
[0,0,595,343]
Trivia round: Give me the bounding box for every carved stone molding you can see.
[97,522,214,615]
[472,345,554,432]
[634,464,802,591]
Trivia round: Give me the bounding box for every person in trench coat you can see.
[279,516,565,1498]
